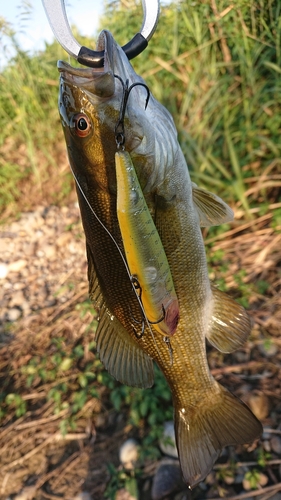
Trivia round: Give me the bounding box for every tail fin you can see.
[174,384,262,488]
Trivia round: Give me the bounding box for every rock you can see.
[14,486,37,500]
[159,421,178,458]
[0,263,8,279]
[116,489,137,500]
[243,472,268,491]
[268,494,281,500]
[56,232,72,247]
[9,290,25,308]
[258,341,278,357]
[258,473,269,486]
[263,426,272,440]
[152,459,184,500]
[270,436,281,454]
[8,259,27,272]
[73,493,92,500]
[119,439,139,470]
[248,391,270,420]
[6,307,21,322]
[42,244,56,259]
[263,440,271,452]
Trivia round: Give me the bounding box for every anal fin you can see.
[86,242,154,388]
[207,285,252,353]
[192,183,234,227]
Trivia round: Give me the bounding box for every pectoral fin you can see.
[96,309,154,388]
[192,183,234,227]
[86,243,105,311]
[207,286,252,353]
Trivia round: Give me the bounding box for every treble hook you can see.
[163,336,174,366]
[129,276,166,340]
[114,75,150,148]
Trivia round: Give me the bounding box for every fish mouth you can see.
[57,30,116,97]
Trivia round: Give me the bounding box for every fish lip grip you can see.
[41,0,160,68]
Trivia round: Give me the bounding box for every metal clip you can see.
[41,0,160,68]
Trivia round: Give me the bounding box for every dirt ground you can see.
[0,196,281,499]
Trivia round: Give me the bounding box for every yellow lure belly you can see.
[115,150,179,336]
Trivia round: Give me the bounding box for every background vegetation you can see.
[0,0,280,498]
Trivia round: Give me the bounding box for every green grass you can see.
[101,0,281,210]
[0,3,280,496]
[0,1,280,216]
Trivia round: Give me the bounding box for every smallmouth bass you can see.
[58,30,262,487]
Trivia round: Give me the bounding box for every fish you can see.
[58,30,262,488]
[115,149,179,337]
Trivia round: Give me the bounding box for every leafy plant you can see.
[104,463,139,500]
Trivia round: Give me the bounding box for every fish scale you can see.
[58,29,262,488]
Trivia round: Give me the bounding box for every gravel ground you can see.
[0,203,281,500]
[0,204,86,329]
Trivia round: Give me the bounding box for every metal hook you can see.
[129,276,166,340]
[41,0,160,68]
[114,75,150,147]
[163,336,173,366]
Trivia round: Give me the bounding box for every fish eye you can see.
[71,113,92,137]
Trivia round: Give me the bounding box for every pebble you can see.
[159,421,178,458]
[73,493,91,500]
[9,259,27,272]
[0,263,8,279]
[151,459,184,500]
[258,341,278,357]
[269,494,281,500]
[248,391,270,420]
[263,440,271,453]
[0,205,86,329]
[13,486,37,500]
[9,291,25,308]
[116,489,137,500]
[119,438,139,469]
[263,426,273,440]
[6,308,21,322]
[270,436,281,454]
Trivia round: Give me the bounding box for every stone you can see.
[258,341,278,357]
[270,436,281,454]
[0,263,8,279]
[116,489,136,500]
[248,392,270,420]
[263,426,273,440]
[8,259,27,272]
[159,421,178,458]
[13,486,37,500]
[119,439,139,469]
[43,244,56,259]
[268,494,281,500]
[6,307,21,322]
[152,459,184,500]
[9,290,25,308]
[73,494,92,500]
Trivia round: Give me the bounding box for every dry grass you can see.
[0,196,280,498]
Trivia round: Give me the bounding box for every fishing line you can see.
[68,162,162,358]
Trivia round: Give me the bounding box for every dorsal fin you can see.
[206,285,252,353]
[192,183,234,227]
